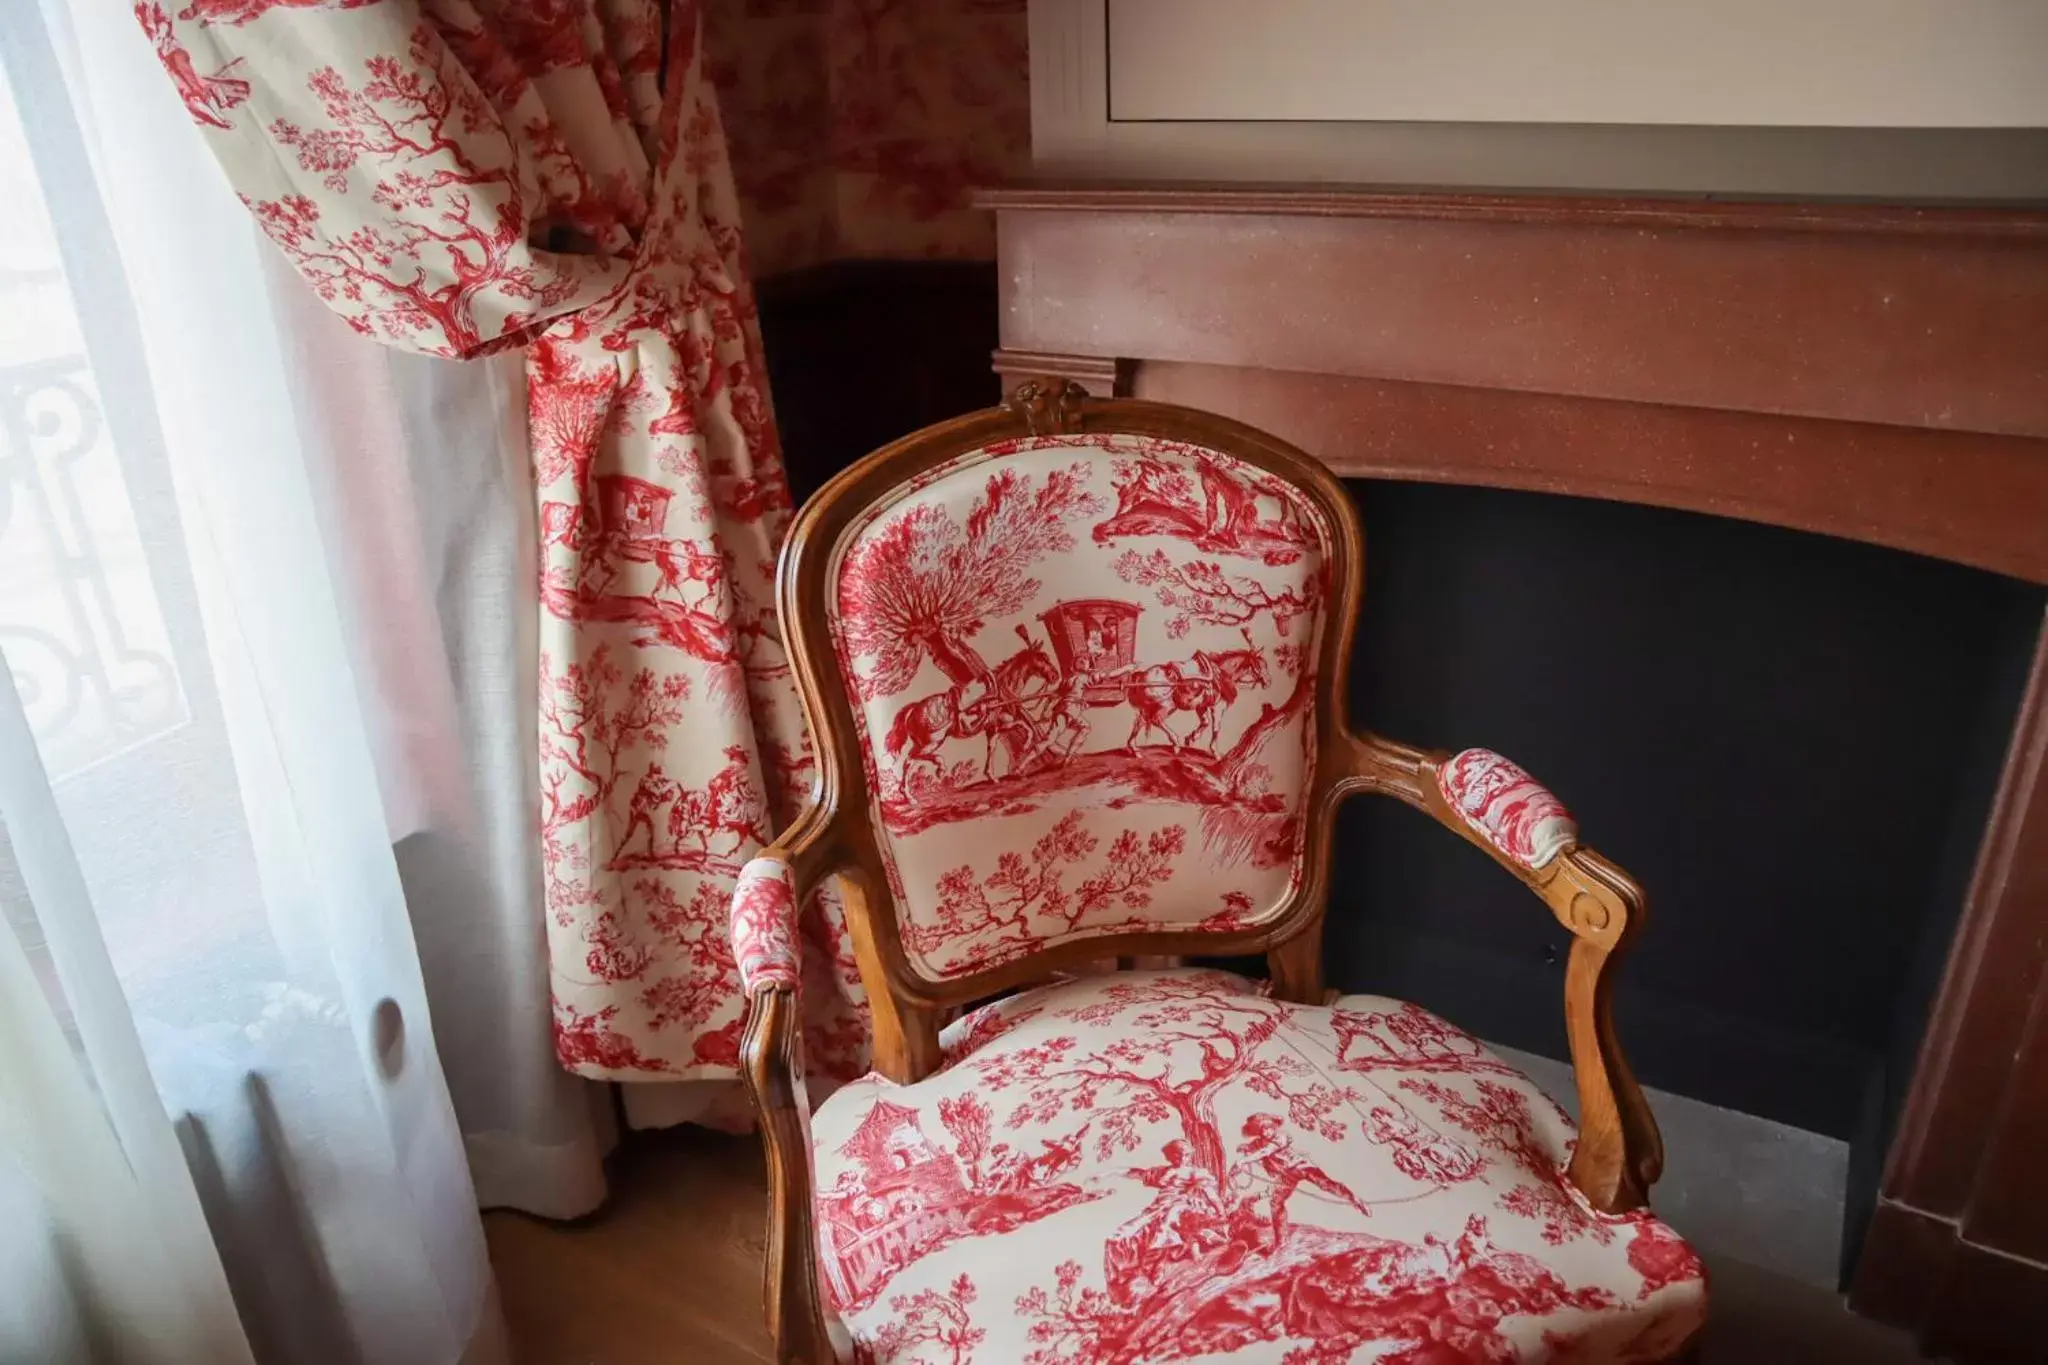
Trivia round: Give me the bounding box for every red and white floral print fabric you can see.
[706,0,1031,275]
[813,969,1707,1364]
[731,856,801,994]
[1441,749,1580,871]
[139,0,865,1080]
[827,434,1333,980]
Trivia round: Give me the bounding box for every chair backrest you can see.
[778,388,1366,1063]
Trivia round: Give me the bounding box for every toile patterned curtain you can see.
[138,0,866,1083]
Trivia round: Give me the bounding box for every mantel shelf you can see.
[974,181,2048,239]
[985,181,2048,585]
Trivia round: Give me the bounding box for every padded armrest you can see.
[1437,748,1580,871]
[731,856,802,994]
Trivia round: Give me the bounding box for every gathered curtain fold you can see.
[140,0,866,1082]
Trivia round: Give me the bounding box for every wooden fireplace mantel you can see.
[978,183,2048,586]
[978,182,2048,1360]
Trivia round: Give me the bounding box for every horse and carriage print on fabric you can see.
[832,432,1334,975]
[884,595,1275,787]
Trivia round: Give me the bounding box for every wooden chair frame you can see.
[740,384,1664,1361]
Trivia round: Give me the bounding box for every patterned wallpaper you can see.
[706,0,1031,276]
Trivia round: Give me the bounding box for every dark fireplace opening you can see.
[1325,477,2043,1283]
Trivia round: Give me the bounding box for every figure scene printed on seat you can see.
[829,434,1333,977]
[816,970,1707,1364]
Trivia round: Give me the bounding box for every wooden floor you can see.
[487,1129,774,1365]
[486,1128,1930,1365]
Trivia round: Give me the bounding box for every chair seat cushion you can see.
[812,969,1706,1364]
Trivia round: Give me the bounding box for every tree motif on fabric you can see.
[551,998,674,1074]
[632,879,739,1045]
[537,647,689,889]
[909,813,1184,971]
[538,648,767,886]
[139,2,251,129]
[176,0,377,25]
[938,997,1050,1070]
[861,1274,986,1365]
[838,462,1103,699]
[983,977,1358,1188]
[244,29,586,355]
[980,977,1616,1363]
[528,339,621,494]
[581,900,656,984]
[538,645,779,1069]
[1403,1076,1614,1247]
[1111,549,1317,642]
[817,1093,1104,1312]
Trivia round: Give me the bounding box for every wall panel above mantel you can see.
[1107,0,2048,128]
[1032,0,2048,200]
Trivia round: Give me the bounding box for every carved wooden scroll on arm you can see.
[1339,731,1665,1215]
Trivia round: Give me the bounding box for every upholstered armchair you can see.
[733,386,1707,1363]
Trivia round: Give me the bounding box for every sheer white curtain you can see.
[0,0,622,1359]
[262,256,621,1219]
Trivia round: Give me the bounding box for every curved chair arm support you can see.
[1345,733,1664,1214]
[733,843,846,1363]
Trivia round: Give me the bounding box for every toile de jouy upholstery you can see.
[1438,748,1582,871]
[736,394,1706,1364]
[827,431,1330,979]
[733,857,803,993]
[807,969,1706,1365]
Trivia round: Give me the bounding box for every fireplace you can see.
[1332,476,2041,1277]
[980,183,2048,1360]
